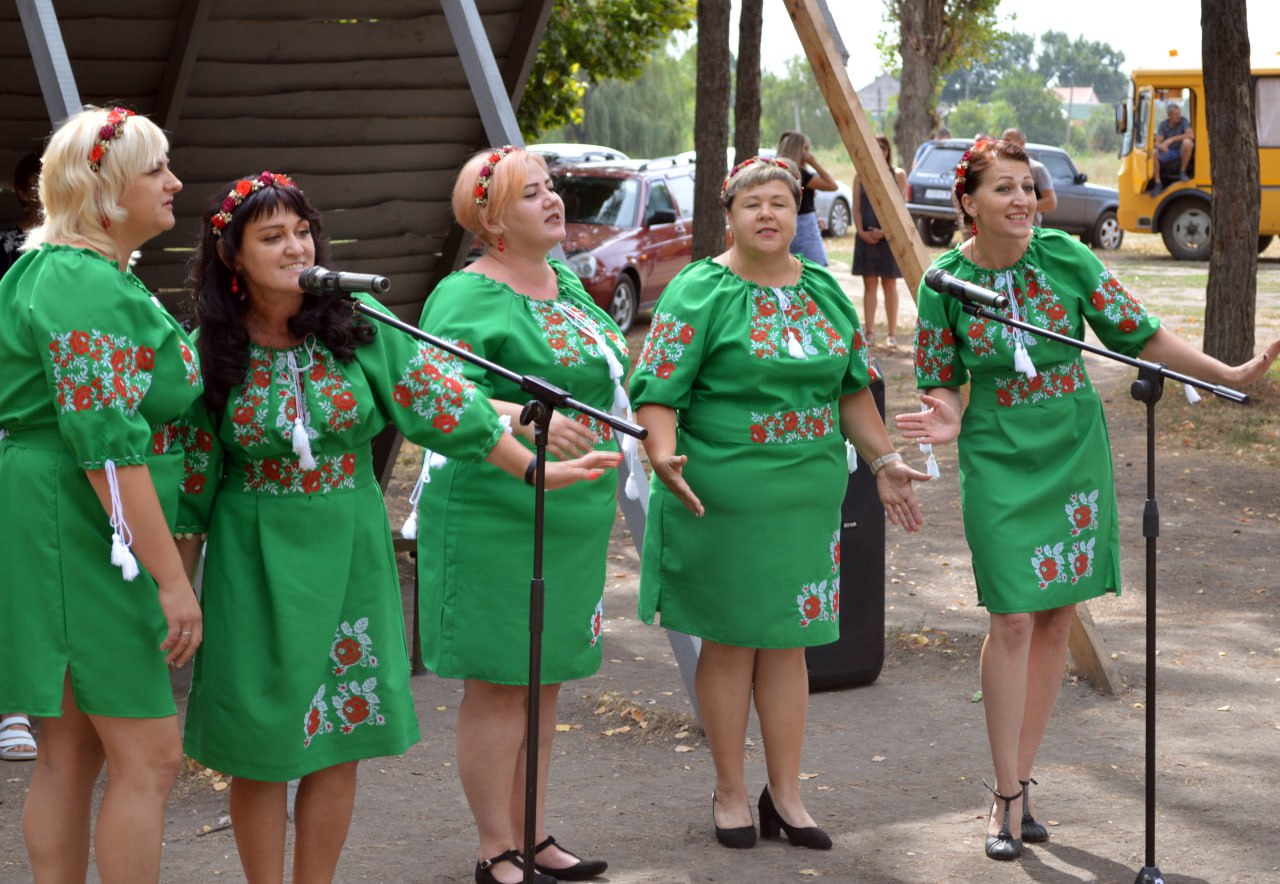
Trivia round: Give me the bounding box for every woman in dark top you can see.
[852,135,907,348]
[776,131,836,266]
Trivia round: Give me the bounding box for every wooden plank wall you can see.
[0,0,531,321]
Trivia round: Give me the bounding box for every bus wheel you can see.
[1160,201,1211,260]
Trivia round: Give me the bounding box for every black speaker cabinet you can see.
[805,377,886,691]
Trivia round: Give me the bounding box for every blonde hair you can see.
[721,159,802,210]
[451,147,548,245]
[775,130,810,166]
[25,106,170,255]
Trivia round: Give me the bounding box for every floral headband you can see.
[473,145,520,206]
[954,137,998,198]
[721,156,800,196]
[210,171,298,236]
[88,107,135,172]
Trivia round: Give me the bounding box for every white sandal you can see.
[0,714,37,761]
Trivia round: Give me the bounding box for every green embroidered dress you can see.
[914,229,1160,613]
[178,294,503,781]
[629,257,877,648]
[415,262,627,685]
[0,245,202,717]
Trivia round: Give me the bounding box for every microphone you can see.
[298,266,391,296]
[924,268,1009,310]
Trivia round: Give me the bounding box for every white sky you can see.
[734,0,1280,91]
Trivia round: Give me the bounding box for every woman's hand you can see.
[652,453,704,516]
[1228,336,1280,388]
[858,228,885,244]
[517,410,598,460]
[156,579,202,667]
[894,392,962,446]
[542,450,622,491]
[875,460,930,533]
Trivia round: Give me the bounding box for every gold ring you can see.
[180,631,193,636]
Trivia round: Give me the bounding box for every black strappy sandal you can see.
[1020,777,1049,843]
[983,780,1024,861]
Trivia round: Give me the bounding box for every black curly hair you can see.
[187,177,375,413]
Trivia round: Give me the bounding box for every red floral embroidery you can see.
[747,404,836,444]
[49,328,155,417]
[393,340,478,433]
[747,288,847,361]
[638,311,697,378]
[914,318,963,386]
[571,412,613,443]
[992,360,1088,407]
[241,453,358,495]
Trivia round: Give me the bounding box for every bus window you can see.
[1258,78,1280,147]
[1135,91,1151,152]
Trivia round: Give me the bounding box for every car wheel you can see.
[1160,201,1211,260]
[826,198,851,238]
[1090,210,1123,250]
[608,275,638,334]
[916,216,954,247]
[1259,235,1275,254]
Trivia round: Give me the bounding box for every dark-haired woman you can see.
[176,172,616,883]
[896,138,1280,862]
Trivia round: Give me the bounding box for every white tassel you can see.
[1013,342,1037,380]
[925,451,940,479]
[786,329,807,359]
[621,434,637,458]
[624,469,639,500]
[1184,384,1202,404]
[291,418,316,469]
[104,459,140,581]
[400,509,419,540]
[612,384,630,415]
[846,440,858,473]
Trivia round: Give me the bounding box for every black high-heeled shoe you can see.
[712,791,756,849]
[475,848,556,884]
[532,835,608,881]
[1020,777,1049,843]
[757,785,832,850]
[983,781,1024,861]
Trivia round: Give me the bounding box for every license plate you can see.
[925,188,951,200]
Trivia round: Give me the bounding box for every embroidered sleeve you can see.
[913,284,967,388]
[173,397,223,533]
[629,269,712,411]
[1082,269,1160,356]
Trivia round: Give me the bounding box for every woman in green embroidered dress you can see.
[630,157,928,852]
[0,108,201,883]
[177,172,614,884]
[896,137,1280,862]
[414,147,626,884]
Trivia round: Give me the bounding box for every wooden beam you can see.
[781,0,929,299]
[501,0,553,110]
[444,0,523,146]
[1068,602,1120,695]
[16,0,81,125]
[154,0,214,133]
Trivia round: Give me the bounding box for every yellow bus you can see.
[1115,61,1280,259]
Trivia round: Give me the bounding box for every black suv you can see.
[906,139,1123,250]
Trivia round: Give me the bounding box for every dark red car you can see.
[553,158,697,333]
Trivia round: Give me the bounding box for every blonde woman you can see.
[776,130,837,265]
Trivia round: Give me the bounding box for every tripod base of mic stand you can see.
[1134,866,1165,884]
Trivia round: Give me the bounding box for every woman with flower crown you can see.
[412,146,629,884]
[630,156,928,854]
[0,107,201,882]
[896,137,1280,863]
[176,171,615,884]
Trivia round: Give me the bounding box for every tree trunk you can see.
[694,0,731,260]
[892,0,944,171]
[734,0,763,162]
[1202,0,1258,363]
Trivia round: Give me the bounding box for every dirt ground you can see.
[2,246,1278,883]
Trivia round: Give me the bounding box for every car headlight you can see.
[566,251,599,279]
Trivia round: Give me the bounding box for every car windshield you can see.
[917,147,968,175]
[553,176,641,227]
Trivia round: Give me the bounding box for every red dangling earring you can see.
[101,215,110,230]
[497,235,505,253]
[971,221,978,238]
[230,275,240,294]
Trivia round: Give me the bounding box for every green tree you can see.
[940,31,1036,104]
[759,56,841,150]
[946,98,1016,140]
[990,70,1066,145]
[1036,31,1128,103]
[518,0,696,138]
[564,45,696,156]
[880,0,1004,169]
[1067,105,1121,154]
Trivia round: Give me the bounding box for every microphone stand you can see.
[336,296,646,883]
[949,295,1246,884]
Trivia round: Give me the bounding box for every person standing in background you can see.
[775,131,837,266]
[852,135,907,349]
[1000,129,1056,226]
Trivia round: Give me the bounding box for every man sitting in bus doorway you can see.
[1152,102,1194,195]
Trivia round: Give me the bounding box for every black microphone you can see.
[298,266,391,296]
[924,268,1009,310]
